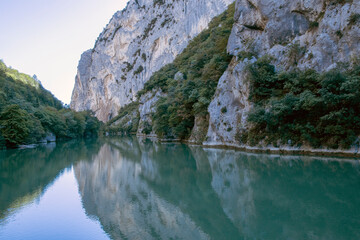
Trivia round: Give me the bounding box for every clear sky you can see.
[0,0,128,104]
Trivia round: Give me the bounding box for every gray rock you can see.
[39,132,56,143]
[204,58,254,146]
[174,71,185,81]
[137,90,164,136]
[70,0,360,154]
[205,0,360,147]
[70,0,235,122]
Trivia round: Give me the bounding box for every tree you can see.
[0,105,31,146]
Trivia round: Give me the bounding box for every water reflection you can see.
[74,138,211,240]
[0,140,102,221]
[74,137,360,240]
[205,150,360,239]
[1,137,359,239]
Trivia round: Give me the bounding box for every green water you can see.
[0,137,359,240]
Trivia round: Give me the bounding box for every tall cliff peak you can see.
[70,0,235,122]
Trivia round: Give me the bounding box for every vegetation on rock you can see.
[135,3,235,139]
[244,57,360,149]
[105,102,140,135]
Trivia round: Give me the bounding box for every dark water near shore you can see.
[0,137,359,240]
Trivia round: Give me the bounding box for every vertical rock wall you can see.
[205,0,360,148]
[70,0,235,122]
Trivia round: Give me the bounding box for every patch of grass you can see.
[142,18,157,40]
[238,50,257,61]
[153,0,165,7]
[349,13,360,26]
[287,42,306,66]
[335,30,343,38]
[122,62,134,72]
[134,65,144,75]
[330,0,353,5]
[309,21,319,30]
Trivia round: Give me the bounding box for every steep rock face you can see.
[205,0,360,148]
[137,90,164,136]
[71,0,234,122]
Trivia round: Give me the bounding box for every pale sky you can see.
[0,0,129,104]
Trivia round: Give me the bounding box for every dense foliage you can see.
[0,61,63,111]
[105,102,140,135]
[136,3,235,139]
[244,57,360,149]
[0,61,101,148]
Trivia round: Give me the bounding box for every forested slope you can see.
[0,61,101,148]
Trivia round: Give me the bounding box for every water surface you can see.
[0,137,359,239]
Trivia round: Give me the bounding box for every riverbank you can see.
[135,134,360,159]
[200,142,360,159]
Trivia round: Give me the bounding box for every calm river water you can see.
[0,137,359,240]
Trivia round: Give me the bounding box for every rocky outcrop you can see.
[38,132,56,143]
[137,90,164,136]
[70,0,235,122]
[204,0,360,154]
[205,58,253,145]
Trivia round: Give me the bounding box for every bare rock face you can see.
[205,0,360,147]
[70,0,235,122]
[137,90,164,136]
[205,58,253,145]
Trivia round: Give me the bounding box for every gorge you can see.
[70,0,360,156]
[2,1,360,239]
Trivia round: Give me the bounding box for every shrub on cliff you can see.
[104,102,140,135]
[137,3,235,139]
[245,57,360,149]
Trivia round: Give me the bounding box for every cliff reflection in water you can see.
[74,137,360,240]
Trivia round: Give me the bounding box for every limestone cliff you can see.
[204,0,360,154]
[70,0,234,122]
[71,0,360,155]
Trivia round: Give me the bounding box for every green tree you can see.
[246,58,360,149]
[133,3,235,139]
[0,105,31,146]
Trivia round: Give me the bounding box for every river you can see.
[0,137,359,240]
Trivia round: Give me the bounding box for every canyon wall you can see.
[70,0,234,122]
[71,0,360,155]
[204,0,360,154]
